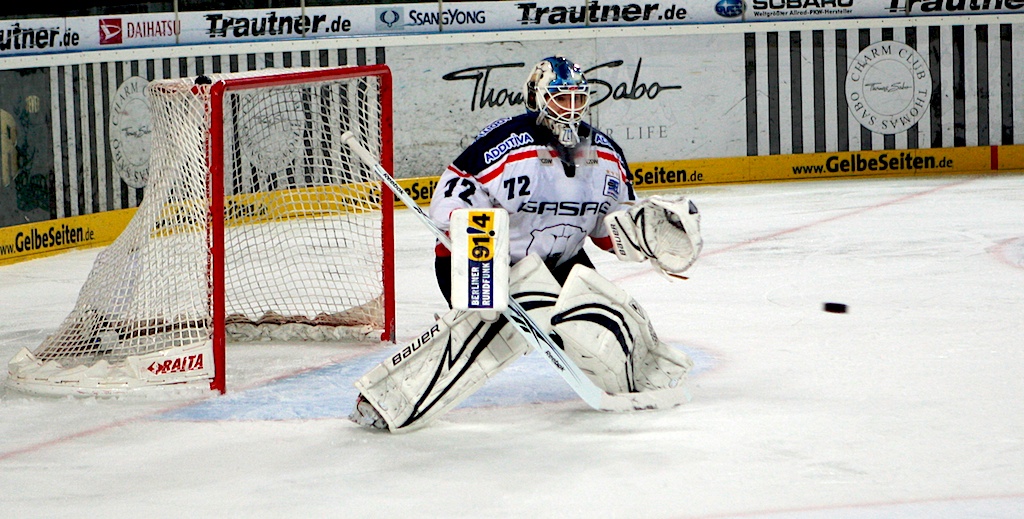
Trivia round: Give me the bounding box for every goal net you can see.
[7,66,395,396]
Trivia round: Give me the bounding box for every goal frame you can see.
[206,65,396,393]
[5,65,398,397]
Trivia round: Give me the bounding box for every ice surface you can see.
[1,174,1023,518]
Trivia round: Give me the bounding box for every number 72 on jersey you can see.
[450,208,510,312]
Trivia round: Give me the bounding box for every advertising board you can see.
[11,0,1024,57]
[0,16,1022,263]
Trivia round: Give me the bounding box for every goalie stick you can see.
[341,132,689,412]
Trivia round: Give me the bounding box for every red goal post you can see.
[7,65,396,396]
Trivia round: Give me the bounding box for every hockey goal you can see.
[7,65,395,396]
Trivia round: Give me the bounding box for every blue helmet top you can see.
[523,56,591,146]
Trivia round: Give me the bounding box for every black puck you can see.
[195,75,212,85]
[823,302,848,313]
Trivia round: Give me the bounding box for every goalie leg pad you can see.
[353,309,525,433]
[353,254,562,432]
[549,265,693,394]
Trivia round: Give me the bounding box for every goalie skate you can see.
[349,394,388,431]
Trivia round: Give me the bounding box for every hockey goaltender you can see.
[349,56,703,432]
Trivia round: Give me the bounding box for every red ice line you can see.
[703,177,979,258]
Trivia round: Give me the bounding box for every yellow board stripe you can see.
[0,209,135,265]
[3,145,1021,265]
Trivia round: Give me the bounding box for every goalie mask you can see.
[523,56,591,147]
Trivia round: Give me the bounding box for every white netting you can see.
[7,67,391,395]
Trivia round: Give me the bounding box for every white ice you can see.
[1,174,1023,518]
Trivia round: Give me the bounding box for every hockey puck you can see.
[195,75,212,85]
[823,302,848,313]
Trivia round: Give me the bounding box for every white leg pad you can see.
[550,266,694,393]
[354,254,562,432]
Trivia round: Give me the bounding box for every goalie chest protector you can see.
[430,114,635,268]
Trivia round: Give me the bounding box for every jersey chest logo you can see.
[518,200,611,216]
[484,132,534,164]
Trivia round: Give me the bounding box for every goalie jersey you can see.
[429,113,635,268]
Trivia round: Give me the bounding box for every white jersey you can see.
[429,113,635,267]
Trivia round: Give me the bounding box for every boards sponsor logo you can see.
[824,152,951,173]
[375,6,487,31]
[108,77,152,188]
[515,1,685,25]
[205,11,352,38]
[400,178,437,203]
[98,19,122,44]
[225,199,269,222]
[236,95,304,176]
[8,225,95,254]
[630,166,704,186]
[886,0,1024,13]
[789,152,954,175]
[845,40,931,135]
[376,8,404,31]
[587,59,683,106]
[99,17,180,45]
[750,0,855,17]
[752,0,854,8]
[407,8,487,27]
[715,0,745,17]
[442,59,681,113]
[1,22,79,52]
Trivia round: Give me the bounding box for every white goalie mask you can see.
[523,56,591,147]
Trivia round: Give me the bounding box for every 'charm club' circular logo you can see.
[845,40,931,135]
[108,76,152,188]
